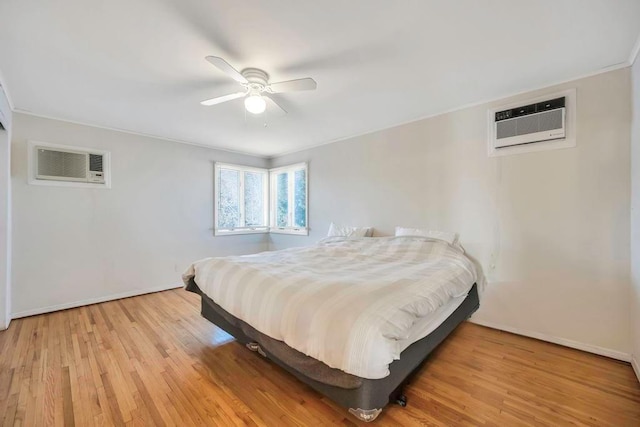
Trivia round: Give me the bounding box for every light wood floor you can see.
[1,289,639,427]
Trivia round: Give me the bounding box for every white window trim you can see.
[214,162,309,236]
[269,162,308,236]
[214,163,269,236]
[215,228,270,236]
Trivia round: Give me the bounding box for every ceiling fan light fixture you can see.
[244,94,266,114]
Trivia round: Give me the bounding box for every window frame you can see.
[269,162,309,236]
[214,162,270,236]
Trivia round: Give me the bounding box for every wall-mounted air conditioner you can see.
[487,88,576,157]
[28,141,111,188]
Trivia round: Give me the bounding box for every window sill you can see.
[269,228,309,236]
[214,229,270,236]
[214,228,309,237]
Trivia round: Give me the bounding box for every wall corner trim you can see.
[630,32,640,66]
[470,319,632,362]
[0,76,15,111]
[11,283,183,319]
[632,356,640,384]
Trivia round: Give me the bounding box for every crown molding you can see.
[268,61,631,159]
[5,40,638,160]
[12,109,267,159]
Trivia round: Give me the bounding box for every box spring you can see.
[186,278,479,422]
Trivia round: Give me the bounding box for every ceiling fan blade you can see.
[205,56,248,84]
[268,78,317,94]
[200,91,246,106]
[264,95,288,115]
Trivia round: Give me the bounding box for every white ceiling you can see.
[1,1,639,157]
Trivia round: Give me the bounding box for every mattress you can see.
[398,292,467,352]
[187,277,481,422]
[189,278,470,389]
[183,236,478,379]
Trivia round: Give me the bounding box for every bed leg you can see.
[348,408,382,422]
[391,383,408,407]
[246,342,267,357]
[396,395,407,407]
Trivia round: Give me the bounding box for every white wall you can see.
[10,113,269,317]
[0,85,11,330]
[631,54,640,377]
[271,68,632,358]
[4,67,636,365]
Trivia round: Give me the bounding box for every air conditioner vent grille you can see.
[496,120,517,139]
[488,89,575,157]
[29,142,110,187]
[496,109,564,140]
[89,153,103,172]
[37,149,87,179]
[538,109,563,132]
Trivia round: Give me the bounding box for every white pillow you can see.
[395,227,458,244]
[327,222,371,238]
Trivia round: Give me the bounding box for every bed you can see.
[183,236,480,422]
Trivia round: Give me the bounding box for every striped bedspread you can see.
[182,236,477,379]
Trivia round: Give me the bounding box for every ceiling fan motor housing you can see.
[242,68,269,91]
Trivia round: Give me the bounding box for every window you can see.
[215,163,269,235]
[214,162,308,236]
[270,163,308,235]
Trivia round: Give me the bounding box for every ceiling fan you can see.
[200,56,317,115]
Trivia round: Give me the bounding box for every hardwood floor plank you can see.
[100,372,127,427]
[1,289,639,426]
[129,370,166,427]
[61,366,75,426]
[2,392,18,426]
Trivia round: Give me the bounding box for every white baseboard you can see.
[11,283,183,319]
[470,319,631,362]
[632,356,640,383]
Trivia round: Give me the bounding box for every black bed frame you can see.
[187,278,479,422]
